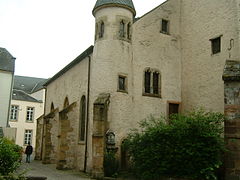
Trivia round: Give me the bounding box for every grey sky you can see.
[0,0,165,78]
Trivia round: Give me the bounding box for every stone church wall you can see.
[181,0,240,112]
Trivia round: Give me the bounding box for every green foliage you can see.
[125,110,225,180]
[104,150,119,177]
[0,138,23,176]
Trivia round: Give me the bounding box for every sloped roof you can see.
[93,0,136,16]
[0,48,15,72]
[44,45,94,86]
[13,76,47,94]
[12,89,41,103]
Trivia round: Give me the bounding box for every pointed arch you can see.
[79,95,86,141]
[50,102,55,112]
[63,97,69,108]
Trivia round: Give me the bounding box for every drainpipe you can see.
[40,87,47,160]
[84,56,91,172]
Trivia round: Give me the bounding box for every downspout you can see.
[40,87,47,160]
[84,55,91,172]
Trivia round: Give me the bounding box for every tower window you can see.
[161,19,169,34]
[120,20,125,38]
[99,21,104,38]
[127,23,131,40]
[143,69,161,97]
[118,75,127,92]
[211,36,221,54]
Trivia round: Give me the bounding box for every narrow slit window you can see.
[127,23,131,40]
[120,20,125,38]
[99,21,104,38]
[144,71,151,93]
[153,72,159,94]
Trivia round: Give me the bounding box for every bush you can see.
[125,110,225,180]
[104,150,119,177]
[0,138,22,176]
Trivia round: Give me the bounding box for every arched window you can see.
[50,102,54,112]
[64,97,69,108]
[119,20,125,38]
[144,68,161,96]
[79,96,86,141]
[127,23,131,40]
[95,23,98,40]
[99,21,104,38]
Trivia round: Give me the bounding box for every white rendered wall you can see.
[9,99,44,149]
[0,70,13,127]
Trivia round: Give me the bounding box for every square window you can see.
[161,19,169,34]
[211,36,221,54]
[118,76,126,91]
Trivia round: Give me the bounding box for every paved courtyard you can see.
[19,160,94,180]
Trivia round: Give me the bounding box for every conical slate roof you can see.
[93,0,136,16]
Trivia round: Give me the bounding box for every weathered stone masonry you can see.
[223,60,240,180]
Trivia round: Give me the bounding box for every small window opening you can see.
[118,76,126,91]
[64,97,69,108]
[169,103,179,117]
[211,36,221,54]
[161,19,169,34]
[51,103,54,112]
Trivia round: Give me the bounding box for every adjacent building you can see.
[0,48,15,128]
[35,0,240,178]
[9,76,46,149]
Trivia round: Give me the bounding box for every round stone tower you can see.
[90,0,136,177]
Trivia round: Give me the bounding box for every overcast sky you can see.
[0,0,165,79]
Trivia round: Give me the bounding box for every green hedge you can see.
[0,138,23,176]
[124,110,225,180]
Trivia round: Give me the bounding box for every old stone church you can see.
[35,0,240,177]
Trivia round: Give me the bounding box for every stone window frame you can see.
[10,105,19,121]
[79,95,86,143]
[210,35,222,55]
[160,18,170,35]
[142,68,161,98]
[117,74,128,93]
[24,129,33,146]
[116,16,132,42]
[95,17,107,41]
[26,106,34,123]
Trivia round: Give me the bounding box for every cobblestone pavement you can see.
[19,160,95,180]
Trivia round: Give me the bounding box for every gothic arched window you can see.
[127,23,131,40]
[64,97,69,108]
[144,68,161,97]
[99,21,104,38]
[119,20,125,38]
[79,95,86,141]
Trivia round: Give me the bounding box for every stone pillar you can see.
[35,115,44,160]
[223,60,240,180]
[92,93,110,178]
